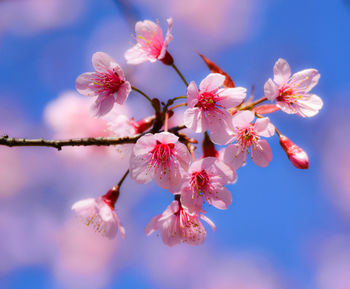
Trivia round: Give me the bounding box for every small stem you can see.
[191,150,196,162]
[164,112,169,132]
[171,63,189,87]
[275,127,281,137]
[131,86,153,105]
[172,96,187,101]
[118,169,129,187]
[240,97,268,110]
[168,103,187,111]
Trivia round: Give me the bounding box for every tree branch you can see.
[0,125,186,151]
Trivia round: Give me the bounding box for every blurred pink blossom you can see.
[0,0,85,36]
[44,90,134,162]
[52,218,119,289]
[125,18,173,65]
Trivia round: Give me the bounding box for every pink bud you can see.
[202,132,218,158]
[133,116,155,134]
[279,134,309,169]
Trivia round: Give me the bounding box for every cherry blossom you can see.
[145,199,215,246]
[76,52,131,117]
[264,58,323,117]
[125,18,173,65]
[129,132,191,189]
[179,157,236,214]
[184,73,246,141]
[220,111,275,169]
[72,197,125,239]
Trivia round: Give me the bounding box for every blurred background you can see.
[0,0,350,288]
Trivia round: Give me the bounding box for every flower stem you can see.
[164,112,169,132]
[131,86,153,104]
[118,169,129,187]
[171,63,189,87]
[240,97,268,110]
[168,103,187,111]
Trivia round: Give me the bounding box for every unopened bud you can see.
[160,51,174,66]
[102,186,120,209]
[279,135,309,169]
[202,132,218,158]
[133,116,155,134]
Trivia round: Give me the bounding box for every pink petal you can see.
[115,81,131,105]
[199,214,216,232]
[135,20,160,40]
[209,186,232,210]
[133,133,157,156]
[295,94,323,117]
[129,152,154,184]
[180,186,204,215]
[154,161,182,189]
[209,124,234,146]
[291,69,320,92]
[251,139,272,167]
[222,144,247,170]
[273,58,291,85]
[144,215,161,235]
[158,200,180,221]
[158,18,173,60]
[92,52,116,73]
[125,44,153,65]
[276,100,296,114]
[186,81,199,108]
[90,95,115,117]
[174,142,191,171]
[254,117,275,137]
[160,215,181,246]
[184,107,208,133]
[217,87,247,108]
[264,78,279,101]
[154,131,179,144]
[199,73,225,92]
[76,72,96,96]
[232,110,255,128]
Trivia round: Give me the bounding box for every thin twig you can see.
[0,125,186,151]
[171,63,189,87]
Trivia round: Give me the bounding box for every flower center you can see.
[149,141,175,172]
[137,29,163,57]
[190,170,210,194]
[236,124,259,148]
[196,91,224,112]
[277,85,302,103]
[93,69,123,95]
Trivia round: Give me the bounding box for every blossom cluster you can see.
[72,18,323,246]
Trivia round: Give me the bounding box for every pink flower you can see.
[72,197,125,239]
[125,18,173,65]
[145,199,215,246]
[76,52,131,117]
[220,111,275,169]
[129,132,191,189]
[184,73,246,142]
[179,157,236,214]
[264,58,323,117]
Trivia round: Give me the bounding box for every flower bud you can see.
[279,134,309,169]
[102,186,120,209]
[202,132,219,158]
[133,116,155,134]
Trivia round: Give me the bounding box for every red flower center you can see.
[93,69,123,95]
